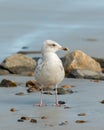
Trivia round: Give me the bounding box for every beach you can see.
[0,0,104,130]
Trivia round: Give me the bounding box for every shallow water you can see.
[0,0,104,62]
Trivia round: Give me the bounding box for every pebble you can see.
[75,120,86,123]
[61,85,73,89]
[10,108,16,112]
[0,79,17,87]
[77,113,86,116]
[43,92,53,95]
[64,106,71,109]
[15,92,25,96]
[58,101,66,105]
[21,116,30,120]
[100,100,104,104]
[41,116,47,119]
[30,119,37,123]
[17,119,24,122]
[59,121,68,126]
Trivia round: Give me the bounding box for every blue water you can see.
[0,0,104,61]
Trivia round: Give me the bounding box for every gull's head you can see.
[41,40,69,54]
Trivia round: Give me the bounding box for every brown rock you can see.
[0,79,17,87]
[61,84,73,89]
[10,108,16,112]
[75,120,86,123]
[0,68,10,75]
[1,54,36,75]
[41,116,47,119]
[21,116,30,120]
[30,119,37,123]
[26,80,40,93]
[62,50,102,76]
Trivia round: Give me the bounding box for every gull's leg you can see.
[55,85,60,106]
[39,88,44,106]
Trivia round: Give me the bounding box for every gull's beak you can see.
[61,47,69,51]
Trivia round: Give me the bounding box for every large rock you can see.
[1,54,36,75]
[69,69,104,80]
[62,50,102,76]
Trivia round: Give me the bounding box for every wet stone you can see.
[100,100,104,104]
[17,119,24,122]
[10,108,16,112]
[21,116,30,120]
[78,113,86,116]
[75,120,86,123]
[59,121,68,126]
[15,92,25,96]
[0,79,17,87]
[41,116,47,119]
[58,101,66,105]
[30,119,37,123]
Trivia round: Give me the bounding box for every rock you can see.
[26,80,40,93]
[41,116,47,119]
[1,54,36,75]
[92,57,104,68]
[0,79,17,87]
[78,113,86,116]
[15,92,26,96]
[0,68,10,75]
[21,116,30,120]
[10,108,17,112]
[62,50,102,77]
[59,121,68,126]
[17,119,24,122]
[100,100,104,104]
[57,87,73,95]
[30,119,37,123]
[58,101,66,105]
[69,69,104,80]
[61,84,73,89]
[75,120,86,123]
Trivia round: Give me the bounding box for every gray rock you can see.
[1,54,36,75]
[69,69,104,80]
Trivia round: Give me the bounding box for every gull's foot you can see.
[35,103,45,107]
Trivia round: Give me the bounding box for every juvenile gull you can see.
[35,40,68,106]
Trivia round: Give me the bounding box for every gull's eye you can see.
[52,44,56,47]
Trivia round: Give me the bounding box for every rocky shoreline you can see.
[0,50,104,80]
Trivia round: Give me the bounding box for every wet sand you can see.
[0,75,104,130]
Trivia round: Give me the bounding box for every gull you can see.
[35,40,68,106]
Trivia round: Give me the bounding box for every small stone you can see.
[10,108,16,112]
[78,113,86,116]
[59,121,68,126]
[75,120,86,123]
[30,119,37,123]
[43,92,53,95]
[15,92,25,96]
[17,119,24,122]
[26,80,40,93]
[100,100,104,104]
[64,106,71,109]
[61,85,73,89]
[58,101,66,105]
[57,88,73,95]
[41,116,47,119]
[21,116,30,120]
[0,79,17,87]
